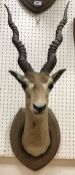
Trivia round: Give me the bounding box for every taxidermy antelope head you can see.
[5,3,69,157]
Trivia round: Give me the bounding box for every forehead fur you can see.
[25,72,49,83]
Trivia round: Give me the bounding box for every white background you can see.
[0,158,75,175]
[0,0,75,161]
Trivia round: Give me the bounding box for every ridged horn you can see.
[5,4,34,73]
[41,2,69,74]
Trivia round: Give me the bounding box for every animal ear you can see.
[9,70,28,89]
[51,69,66,83]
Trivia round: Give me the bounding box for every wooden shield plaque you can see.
[10,108,60,170]
[20,0,56,13]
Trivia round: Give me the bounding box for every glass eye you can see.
[48,83,53,90]
[21,82,27,90]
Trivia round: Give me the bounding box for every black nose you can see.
[33,104,46,113]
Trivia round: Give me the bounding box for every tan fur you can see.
[11,69,64,157]
[22,72,52,157]
[22,109,50,157]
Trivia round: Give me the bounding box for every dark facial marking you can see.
[33,122,36,127]
[48,83,54,90]
[21,81,27,90]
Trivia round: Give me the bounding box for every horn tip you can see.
[4,4,8,10]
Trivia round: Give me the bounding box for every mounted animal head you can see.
[5,3,69,115]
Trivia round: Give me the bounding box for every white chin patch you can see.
[29,82,34,89]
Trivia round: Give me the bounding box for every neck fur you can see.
[22,105,50,157]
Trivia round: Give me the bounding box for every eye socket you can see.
[48,83,53,90]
